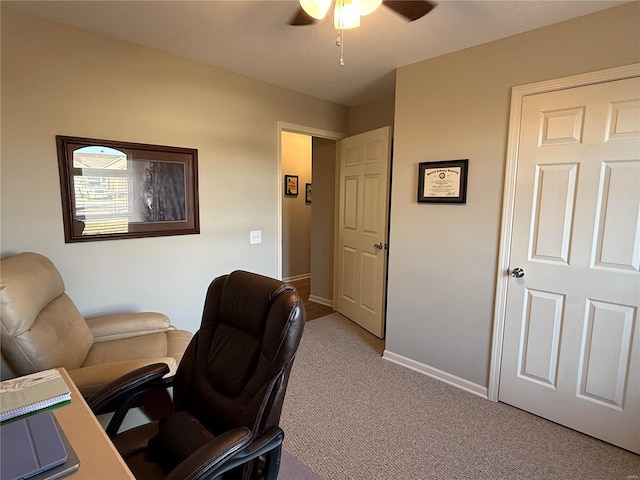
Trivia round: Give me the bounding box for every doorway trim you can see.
[275,121,346,280]
[487,63,640,402]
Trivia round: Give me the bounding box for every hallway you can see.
[289,277,334,321]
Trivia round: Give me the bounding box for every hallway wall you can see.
[281,132,312,279]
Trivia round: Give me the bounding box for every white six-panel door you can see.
[499,76,640,453]
[335,126,392,338]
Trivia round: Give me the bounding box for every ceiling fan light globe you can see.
[299,0,332,20]
[356,0,382,16]
[334,0,361,29]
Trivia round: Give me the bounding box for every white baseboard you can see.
[382,350,488,399]
[308,295,333,308]
[283,274,310,282]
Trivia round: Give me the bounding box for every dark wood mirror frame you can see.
[56,135,199,243]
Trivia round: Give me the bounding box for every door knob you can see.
[373,242,383,250]
[511,267,525,278]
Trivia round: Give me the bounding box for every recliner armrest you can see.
[165,427,252,480]
[86,312,174,342]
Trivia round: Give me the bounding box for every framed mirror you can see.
[56,135,199,243]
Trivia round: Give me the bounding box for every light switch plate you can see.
[250,230,262,244]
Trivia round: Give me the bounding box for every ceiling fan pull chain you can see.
[337,29,345,66]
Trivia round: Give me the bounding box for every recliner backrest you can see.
[172,270,305,440]
[0,253,93,374]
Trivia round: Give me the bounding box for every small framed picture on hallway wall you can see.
[285,175,298,196]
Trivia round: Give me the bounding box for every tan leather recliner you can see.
[0,252,193,397]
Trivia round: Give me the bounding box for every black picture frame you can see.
[417,159,469,204]
[284,175,298,196]
[56,135,199,243]
[305,183,312,204]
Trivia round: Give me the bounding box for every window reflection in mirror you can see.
[72,146,129,235]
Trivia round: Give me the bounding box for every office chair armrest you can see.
[87,363,171,436]
[233,426,285,460]
[86,312,173,343]
[191,427,285,480]
[165,427,252,480]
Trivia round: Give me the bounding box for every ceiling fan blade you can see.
[289,7,317,26]
[382,0,436,21]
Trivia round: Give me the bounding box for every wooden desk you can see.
[53,368,134,479]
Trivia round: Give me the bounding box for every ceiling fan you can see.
[289,0,436,65]
[289,0,437,27]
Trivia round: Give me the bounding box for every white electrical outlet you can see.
[250,230,262,244]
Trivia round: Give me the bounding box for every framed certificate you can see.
[417,159,468,204]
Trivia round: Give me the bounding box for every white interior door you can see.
[499,76,640,453]
[334,126,392,338]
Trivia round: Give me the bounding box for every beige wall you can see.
[310,137,337,303]
[281,132,312,279]
[0,9,347,333]
[386,2,640,388]
[348,96,395,135]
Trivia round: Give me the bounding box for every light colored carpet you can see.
[280,313,640,480]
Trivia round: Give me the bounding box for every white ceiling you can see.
[4,0,627,106]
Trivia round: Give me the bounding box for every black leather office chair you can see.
[88,270,306,480]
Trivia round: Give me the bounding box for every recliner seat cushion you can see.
[71,329,192,396]
[84,330,191,369]
[84,332,171,365]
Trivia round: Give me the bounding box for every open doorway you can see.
[281,131,312,282]
[276,122,345,319]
